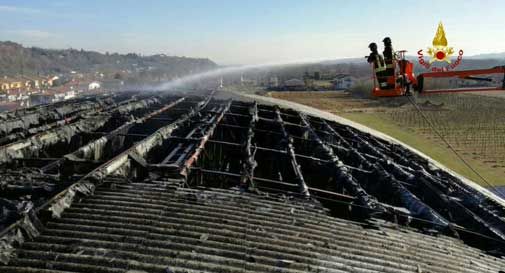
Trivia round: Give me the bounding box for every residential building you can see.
[240,74,257,86]
[2,77,23,90]
[268,76,279,88]
[332,74,355,90]
[47,76,59,87]
[0,79,10,91]
[0,75,52,92]
[88,81,101,90]
[283,78,306,91]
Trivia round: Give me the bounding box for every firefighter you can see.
[383,37,395,77]
[367,43,383,67]
[383,37,394,62]
[367,42,387,87]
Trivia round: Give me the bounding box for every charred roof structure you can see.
[0,90,505,272]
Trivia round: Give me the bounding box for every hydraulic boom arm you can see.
[417,66,505,94]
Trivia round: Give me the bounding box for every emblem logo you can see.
[417,22,463,71]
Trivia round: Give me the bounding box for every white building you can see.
[47,76,59,86]
[88,81,101,90]
[240,74,257,86]
[64,90,76,100]
[269,76,279,87]
[332,74,355,90]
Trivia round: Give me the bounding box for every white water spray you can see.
[154,57,345,90]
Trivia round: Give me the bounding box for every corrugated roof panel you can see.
[3,182,503,273]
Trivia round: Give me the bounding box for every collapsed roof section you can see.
[0,90,505,270]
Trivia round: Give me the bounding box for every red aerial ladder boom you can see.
[368,49,505,97]
[417,66,505,94]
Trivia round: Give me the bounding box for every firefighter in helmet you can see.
[367,42,387,87]
[367,43,384,68]
[383,37,395,77]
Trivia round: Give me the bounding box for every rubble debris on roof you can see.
[0,90,504,272]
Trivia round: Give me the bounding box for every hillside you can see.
[467,52,505,60]
[0,41,217,80]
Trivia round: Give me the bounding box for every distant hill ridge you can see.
[322,52,505,65]
[0,41,217,78]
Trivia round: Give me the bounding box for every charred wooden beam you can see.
[274,106,310,198]
[240,102,258,190]
[165,137,331,165]
[297,114,386,216]
[180,100,231,177]
[323,121,450,227]
[193,167,355,203]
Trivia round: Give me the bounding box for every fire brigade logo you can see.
[417,22,463,72]
[428,22,454,63]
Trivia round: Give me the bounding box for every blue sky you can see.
[0,0,503,64]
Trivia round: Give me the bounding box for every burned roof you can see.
[0,90,504,272]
